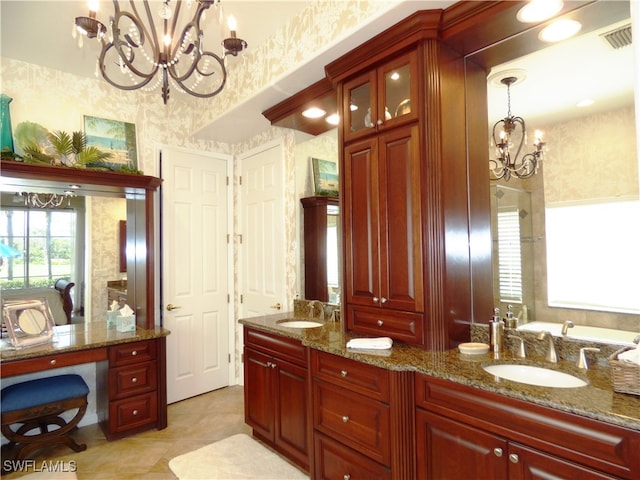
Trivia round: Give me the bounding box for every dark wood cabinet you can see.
[301,196,340,303]
[415,374,639,480]
[243,327,310,471]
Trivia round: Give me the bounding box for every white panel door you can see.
[161,147,231,404]
[240,141,286,318]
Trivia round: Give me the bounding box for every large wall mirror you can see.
[467,0,638,332]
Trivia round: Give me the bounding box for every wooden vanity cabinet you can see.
[415,374,640,479]
[243,327,310,471]
[311,350,413,479]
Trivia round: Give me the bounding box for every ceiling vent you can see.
[600,24,632,50]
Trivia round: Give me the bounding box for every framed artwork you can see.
[2,298,55,349]
[311,157,339,196]
[84,115,138,170]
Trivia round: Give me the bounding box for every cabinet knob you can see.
[342,415,349,423]
[377,119,383,125]
[131,377,138,383]
[377,319,384,327]
[50,359,57,366]
[380,297,387,304]
[340,370,348,377]
[373,296,380,303]
[509,454,519,464]
[493,448,503,457]
[131,350,138,356]
[132,409,139,416]
[344,475,351,480]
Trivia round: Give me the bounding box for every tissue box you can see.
[116,315,136,333]
[107,311,118,328]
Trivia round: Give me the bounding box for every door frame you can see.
[156,144,236,387]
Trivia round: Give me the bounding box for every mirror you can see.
[295,128,340,303]
[1,191,127,324]
[469,1,638,332]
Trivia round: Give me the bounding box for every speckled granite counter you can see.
[240,312,640,432]
[1,322,170,364]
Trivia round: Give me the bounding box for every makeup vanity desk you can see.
[0,322,170,440]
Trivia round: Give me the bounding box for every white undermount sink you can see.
[483,364,587,388]
[277,320,323,329]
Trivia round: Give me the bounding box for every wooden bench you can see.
[1,374,89,470]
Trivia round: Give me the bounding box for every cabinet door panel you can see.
[416,409,508,480]
[275,358,309,469]
[314,432,391,480]
[343,70,377,142]
[344,138,379,307]
[378,125,424,312]
[244,348,275,441]
[509,443,618,480]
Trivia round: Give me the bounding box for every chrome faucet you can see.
[536,331,558,363]
[561,320,575,336]
[308,300,325,321]
[577,347,600,369]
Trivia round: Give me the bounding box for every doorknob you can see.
[166,304,181,311]
[270,303,282,310]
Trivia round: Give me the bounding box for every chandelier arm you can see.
[99,43,157,90]
[169,52,227,98]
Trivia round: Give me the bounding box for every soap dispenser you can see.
[504,304,517,330]
[490,308,505,353]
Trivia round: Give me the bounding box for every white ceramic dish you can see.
[458,342,490,355]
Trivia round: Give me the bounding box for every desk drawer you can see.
[108,391,158,433]
[313,380,390,466]
[109,340,156,367]
[109,361,157,400]
[243,328,307,366]
[314,432,391,480]
[311,350,389,402]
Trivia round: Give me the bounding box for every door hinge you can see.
[227,233,230,244]
[228,353,231,363]
[226,176,230,186]
[241,353,244,363]
[227,293,230,303]
[240,294,243,304]
[239,175,242,185]
[237,234,242,244]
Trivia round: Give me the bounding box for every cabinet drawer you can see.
[109,361,157,399]
[313,380,390,466]
[311,350,389,402]
[108,391,158,434]
[243,327,307,366]
[348,306,423,345]
[314,432,391,480]
[109,340,156,367]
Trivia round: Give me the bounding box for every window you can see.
[545,199,640,314]
[0,207,76,289]
[497,209,523,304]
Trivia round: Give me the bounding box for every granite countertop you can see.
[1,322,170,362]
[240,311,640,432]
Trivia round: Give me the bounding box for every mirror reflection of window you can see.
[327,205,340,304]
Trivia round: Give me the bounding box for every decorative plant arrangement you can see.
[3,121,142,174]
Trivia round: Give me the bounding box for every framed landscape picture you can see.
[84,115,138,170]
[311,157,339,196]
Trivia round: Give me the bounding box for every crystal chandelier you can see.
[489,76,545,181]
[73,0,247,105]
[22,192,73,209]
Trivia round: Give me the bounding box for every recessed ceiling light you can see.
[539,19,582,42]
[350,104,358,112]
[517,0,563,23]
[576,99,594,108]
[302,107,326,119]
[325,113,340,125]
[69,184,81,189]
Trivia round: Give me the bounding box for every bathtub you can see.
[517,321,639,346]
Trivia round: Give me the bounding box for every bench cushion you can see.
[1,374,89,414]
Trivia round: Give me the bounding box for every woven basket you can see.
[608,347,640,396]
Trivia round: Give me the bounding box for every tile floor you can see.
[2,386,251,479]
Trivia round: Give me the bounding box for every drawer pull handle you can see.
[509,454,519,464]
[50,359,57,366]
[377,320,384,327]
[132,409,139,416]
[131,377,138,383]
[493,448,503,457]
[131,350,138,356]
[342,415,349,423]
[340,370,348,377]
[373,296,379,303]
[344,475,351,480]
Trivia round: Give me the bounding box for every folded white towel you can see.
[346,337,393,350]
[618,347,640,365]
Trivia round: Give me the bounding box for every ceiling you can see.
[0,1,635,143]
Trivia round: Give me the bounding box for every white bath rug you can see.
[168,433,309,479]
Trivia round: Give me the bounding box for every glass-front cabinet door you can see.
[342,50,418,142]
